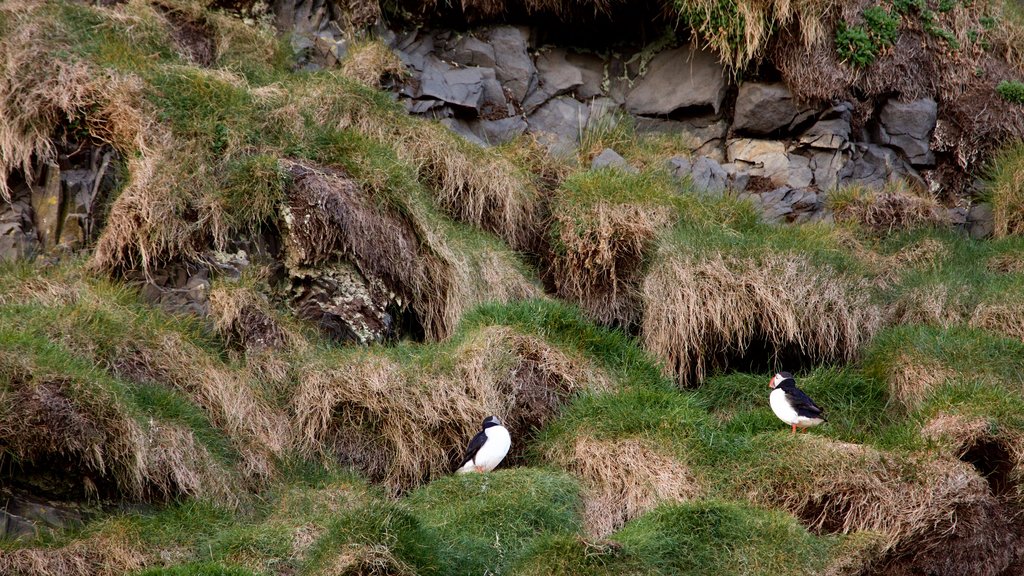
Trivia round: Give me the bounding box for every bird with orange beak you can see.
[768,372,826,434]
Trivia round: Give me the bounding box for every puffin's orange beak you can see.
[768,377,774,388]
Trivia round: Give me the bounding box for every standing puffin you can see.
[456,416,511,474]
[769,372,826,434]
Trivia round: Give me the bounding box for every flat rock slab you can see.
[591,148,636,173]
[625,46,727,115]
[415,56,486,110]
[485,26,536,103]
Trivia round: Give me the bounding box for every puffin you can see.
[768,372,826,434]
[456,416,511,474]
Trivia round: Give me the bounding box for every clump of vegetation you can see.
[997,79,1024,104]
[986,140,1024,237]
[829,185,948,234]
[835,5,901,67]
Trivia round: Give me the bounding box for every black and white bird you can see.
[769,372,826,434]
[456,416,511,474]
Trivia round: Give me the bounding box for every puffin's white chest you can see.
[470,426,511,472]
[769,388,800,425]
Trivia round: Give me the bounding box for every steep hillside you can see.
[2,0,1024,575]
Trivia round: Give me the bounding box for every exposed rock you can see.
[733,82,815,136]
[443,34,496,68]
[584,97,621,131]
[625,46,727,115]
[810,150,848,191]
[485,26,536,103]
[799,102,853,150]
[473,116,529,145]
[0,487,86,541]
[786,153,814,189]
[968,203,994,239]
[414,56,485,110]
[394,29,435,72]
[439,118,488,147]
[522,47,584,112]
[874,98,938,166]
[289,261,395,344]
[478,67,510,118]
[30,161,62,251]
[591,148,636,173]
[636,116,728,161]
[668,155,728,195]
[726,139,790,186]
[0,194,38,263]
[528,96,589,158]
[565,51,605,100]
[839,143,923,189]
[741,187,823,223]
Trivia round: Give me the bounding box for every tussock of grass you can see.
[550,169,679,326]
[542,435,700,538]
[613,500,834,575]
[642,252,879,385]
[675,0,838,71]
[987,140,1024,237]
[340,38,407,88]
[829,185,948,235]
[293,324,609,492]
[0,4,149,200]
[729,433,1013,568]
[0,529,147,576]
[0,264,285,486]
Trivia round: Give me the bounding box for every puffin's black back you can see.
[778,380,825,419]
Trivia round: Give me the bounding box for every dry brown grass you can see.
[830,186,948,235]
[552,201,675,327]
[317,545,418,576]
[881,354,958,410]
[970,302,1024,342]
[0,351,235,504]
[986,253,1024,274]
[542,435,700,538]
[921,415,1024,496]
[0,2,148,201]
[113,331,288,483]
[340,39,407,88]
[886,284,969,328]
[641,253,880,384]
[987,141,1024,238]
[293,326,609,493]
[743,435,1020,574]
[209,283,296,354]
[0,529,148,576]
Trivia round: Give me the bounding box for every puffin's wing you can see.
[458,430,488,468]
[784,387,825,419]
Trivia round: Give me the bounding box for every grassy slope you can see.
[2,1,1024,575]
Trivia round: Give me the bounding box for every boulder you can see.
[874,98,938,166]
[444,34,496,69]
[527,96,589,158]
[839,143,923,189]
[733,82,815,135]
[625,46,727,115]
[479,67,510,119]
[968,203,994,239]
[726,139,790,186]
[439,118,488,147]
[522,47,584,112]
[810,150,848,191]
[744,187,823,223]
[485,26,536,103]
[394,29,435,72]
[474,116,529,145]
[799,102,853,150]
[786,154,814,189]
[0,194,38,263]
[565,51,605,100]
[591,148,636,173]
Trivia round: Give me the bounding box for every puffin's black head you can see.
[769,371,795,389]
[481,416,502,429]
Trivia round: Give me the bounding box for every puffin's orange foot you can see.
[791,424,797,434]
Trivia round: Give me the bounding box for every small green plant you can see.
[891,0,925,15]
[997,80,1024,104]
[938,0,956,13]
[836,5,901,67]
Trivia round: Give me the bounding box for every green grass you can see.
[986,140,1024,237]
[137,563,258,576]
[613,501,835,576]
[405,469,583,576]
